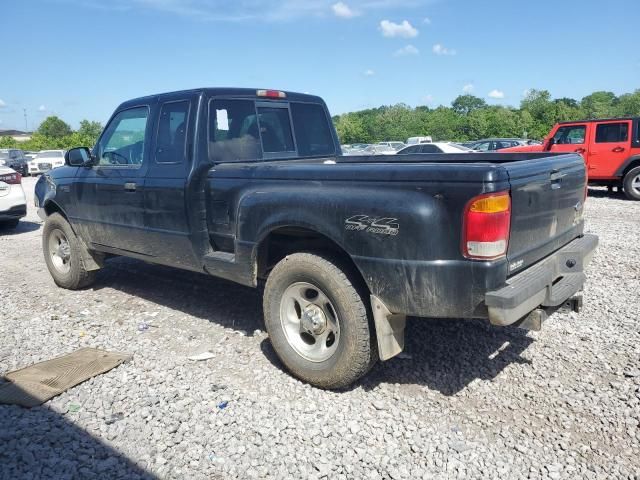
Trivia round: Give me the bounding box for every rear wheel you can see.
[42,213,96,289]
[263,252,377,389]
[623,166,640,201]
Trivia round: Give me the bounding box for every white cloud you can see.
[423,17,431,24]
[432,43,456,56]
[488,89,505,99]
[462,83,474,94]
[363,69,375,76]
[38,105,46,112]
[332,2,357,18]
[394,44,419,56]
[0,99,6,108]
[380,20,418,38]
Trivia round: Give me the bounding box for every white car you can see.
[28,150,66,175]
[0,166,27,229]
[363,144,397,155]
[396,142,474,154]
[377,141,405,151]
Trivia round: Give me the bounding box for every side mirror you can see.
[65,147,92,167]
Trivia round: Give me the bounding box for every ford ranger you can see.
[35,88,598,388]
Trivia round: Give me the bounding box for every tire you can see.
[263,252,378,389]
[42,213,97,289]
[623,166,640,201]
[1,219,19,229]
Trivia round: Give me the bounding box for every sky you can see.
[1,0,639,131]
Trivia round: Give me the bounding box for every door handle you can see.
[574,148,586,154]
[124,182,137,192]
[550,169,566,182]
[612,147,625,153]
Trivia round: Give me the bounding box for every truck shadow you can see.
[0,220,41,235]
[94,257,533,395]
[0,385,156,479]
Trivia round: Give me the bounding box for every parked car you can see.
[467,138,534,151]
[397,142,474,154]
[0,149,29,176]
[29,150,66,175]
[363,144,396,155]
[36,87,597,388]
[377,141,405,151]
[0,166,26,229]
[406,136,432,145]
[501,117,640,200]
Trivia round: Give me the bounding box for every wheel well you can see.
[44,201,68,220]
[622,159,640,178]
[257,227,368,290]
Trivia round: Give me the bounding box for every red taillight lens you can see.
[256,89,286,99]
[0,172,21,184]
[462,191,511,260]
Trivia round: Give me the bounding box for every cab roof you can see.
[118,88,325,110]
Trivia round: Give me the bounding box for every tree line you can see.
[0,117,103,151]
[333,89,640,144]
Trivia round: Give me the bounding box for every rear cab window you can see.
[208,97,335,162]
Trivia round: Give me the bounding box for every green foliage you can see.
[0,118,102,151]
[37,116,72,138]
[333,88,640,143]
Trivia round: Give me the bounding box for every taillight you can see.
[462,191,511,260]
[0,172,21,184]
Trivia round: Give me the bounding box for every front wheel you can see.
[263,252,377,389]
[42,213,97,289]
[623,166,640,201]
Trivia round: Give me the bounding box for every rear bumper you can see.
[485,234,598,326]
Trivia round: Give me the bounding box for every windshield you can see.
[37,151,63,158]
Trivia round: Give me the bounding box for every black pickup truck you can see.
[35,88,598,388]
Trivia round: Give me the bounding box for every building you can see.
[0,129,33,142]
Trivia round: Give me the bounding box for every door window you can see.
[256,107,295,154]
[595,122,629,143]
[553,125,586,144]
[97,107,149,166]
[474,142,491,151]
[156,101,189,163]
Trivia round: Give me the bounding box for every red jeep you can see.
[502,117,640,200]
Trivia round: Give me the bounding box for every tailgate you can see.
[504,154,586,275]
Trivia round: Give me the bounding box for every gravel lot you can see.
[1,177,639,480]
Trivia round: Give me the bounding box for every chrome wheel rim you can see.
[631,174,640,196]
[279,282,340,363]
[48,229,71,274]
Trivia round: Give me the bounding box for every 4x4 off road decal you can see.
[345,215,399,236]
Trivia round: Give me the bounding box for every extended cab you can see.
[35,88,598,388]
[502,118,640,200]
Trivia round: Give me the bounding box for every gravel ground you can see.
[1,177,639,480]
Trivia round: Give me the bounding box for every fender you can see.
[614,154,640,177]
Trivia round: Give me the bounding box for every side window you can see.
[595,122,629,143]
[290,103,335,157]
[475,142,490,151]
[399,146,419,154]
[256,106,295,154]
[420,144,440,153]
[553,125,586,144]
[209,99,262,162]
[97,107,149,166]
[156,100,189,164]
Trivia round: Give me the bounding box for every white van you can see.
[406,136,433,145]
